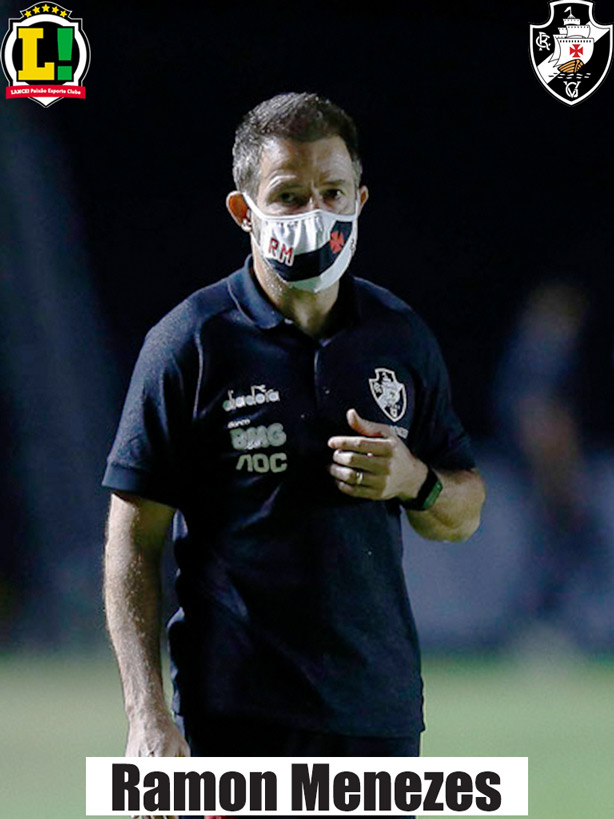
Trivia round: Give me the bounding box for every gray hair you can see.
[232,91,363,198]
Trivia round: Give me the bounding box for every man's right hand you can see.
[127,716,191,819]
[126,714,191,758]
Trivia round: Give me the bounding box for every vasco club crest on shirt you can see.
[369,368,407,423]
[529,1,612,105]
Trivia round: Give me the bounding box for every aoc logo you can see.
[369,368,407,423]
[2,4,90,106]
[530,1,612,105]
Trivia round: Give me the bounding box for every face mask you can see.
[243,193,360,293]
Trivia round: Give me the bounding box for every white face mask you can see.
[243,193,360,293]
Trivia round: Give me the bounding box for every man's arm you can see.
[403,467,485,542]
[103,491,190,757]
[328,409,485,542]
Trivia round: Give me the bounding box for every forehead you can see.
[257,136,354,187]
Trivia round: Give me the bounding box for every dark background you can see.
[2,0,613,646]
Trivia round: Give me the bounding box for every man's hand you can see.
[327,408,485,541]
[126,714,191,758]
[127,719,190,819]
[327,408,427,502]
[126,715,191,819]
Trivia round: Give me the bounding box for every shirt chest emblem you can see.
[368,367,407,423]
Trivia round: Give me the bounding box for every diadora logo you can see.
[223,385,280,412]
[268,238,294,266]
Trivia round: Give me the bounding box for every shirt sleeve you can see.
[102,325,195,509]
[408,315,476,472]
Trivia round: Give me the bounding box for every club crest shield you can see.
[368,368,407,423]
[530,1,612,105]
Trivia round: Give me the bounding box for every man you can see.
[103,92,485,815]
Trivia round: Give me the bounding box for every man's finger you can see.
[329,463,369,487]
[331,449,389,474]
[327,435,393,454]
[328,463,386,493]
[346,408,390,438]
[333,477,377,499]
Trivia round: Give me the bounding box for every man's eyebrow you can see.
[268,178,303,190]
[270,177,349,188]
[321,178,350,188]
[264,181,303,199]
[265,175,353,197]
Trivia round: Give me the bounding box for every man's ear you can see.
[226,191,252,232]
[357,185,369,215]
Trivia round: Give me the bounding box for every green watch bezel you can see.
[401,467,443,511]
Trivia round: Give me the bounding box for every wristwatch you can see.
[400,466,443,511]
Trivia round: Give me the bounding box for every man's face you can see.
[253,135,364,217]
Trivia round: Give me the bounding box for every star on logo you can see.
[329,231,345,254]
[24,9,31,15]
[52,5,59,11]
[570,44,583,57]
[42,4,50,11]
[60,10,67,16]
[33,6,40,12]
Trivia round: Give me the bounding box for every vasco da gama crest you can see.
[369,368,407,423]
[530,1,612,105]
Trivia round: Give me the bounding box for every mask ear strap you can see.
[352,192,361,219]
[242,193,263,220]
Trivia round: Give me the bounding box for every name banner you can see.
[86,756,528,815]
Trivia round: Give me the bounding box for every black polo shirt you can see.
[102,255,475,737]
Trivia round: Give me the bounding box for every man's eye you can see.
[324,189,343,200]
[278,192,301,204]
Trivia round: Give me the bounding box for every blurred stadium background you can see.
[2,1,614,816]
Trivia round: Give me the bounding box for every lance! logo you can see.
[2,4,90,106]
[529,2,612,105]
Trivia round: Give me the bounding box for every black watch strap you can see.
[401,466,443,511]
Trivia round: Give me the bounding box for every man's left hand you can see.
[327,408,427,502]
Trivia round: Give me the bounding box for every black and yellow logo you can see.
[2,4,90,106]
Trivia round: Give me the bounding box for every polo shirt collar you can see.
[228,255,284,329]
[228,254,361,331]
